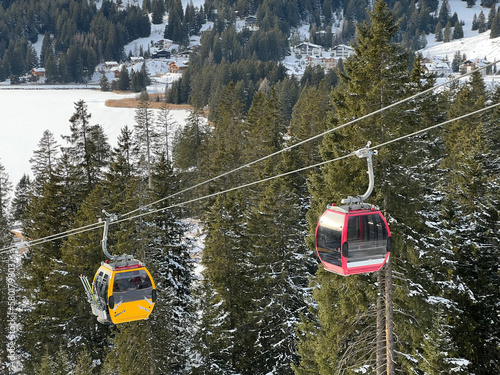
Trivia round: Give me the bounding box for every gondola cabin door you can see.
[315,205,391,275]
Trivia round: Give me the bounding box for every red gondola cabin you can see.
[315,204,391,275]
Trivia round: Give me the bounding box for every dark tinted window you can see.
[346,213,388,261]
[316,211,344,267]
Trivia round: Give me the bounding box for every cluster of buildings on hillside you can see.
[26,29,495,83]
[421,56,493,77]
[289,41,493,77]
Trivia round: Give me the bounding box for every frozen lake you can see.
[0,87,190,190]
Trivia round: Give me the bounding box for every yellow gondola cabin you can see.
[90,255,157,324]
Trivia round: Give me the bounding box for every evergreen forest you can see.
[1,0,500,374]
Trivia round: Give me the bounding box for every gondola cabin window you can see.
[315,210,344,267]
[346,213,389,263]
[112,269,154,304]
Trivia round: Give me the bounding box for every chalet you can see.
[152,50,171,59]
[293,42,323,57]
[30,68,45,78]
[11,223,29,255]
[245,15,257,28]
[423,61,452,77]
[113,64,125,78]
[460,59,491,75]
[169,61,188,73]
[330,44,355,59]
[104,61,119,69]
[130,56,144,65]
[307,56,337,70]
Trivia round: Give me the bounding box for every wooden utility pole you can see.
[376,271,385,375]
[385,256,395,375]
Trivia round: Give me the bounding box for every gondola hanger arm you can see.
[341,141,378,206]
[100,210,118,261]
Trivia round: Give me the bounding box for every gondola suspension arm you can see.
[100,210,118,261]
[341,141,378,207]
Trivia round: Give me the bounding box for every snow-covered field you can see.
[0,88,191,188]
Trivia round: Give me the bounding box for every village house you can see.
[460,59,491,75]
[104,61,119,70]
[423,60,452,77]
[30,67,45,78]
[152,50,171,59]
[130,56,144,65]
[293,42,323,57]
[307,56,338,70]
[330,44,355,59]
[168,61,188,73]
[245,15,257,29]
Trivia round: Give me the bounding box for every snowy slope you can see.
[420,0,500,61]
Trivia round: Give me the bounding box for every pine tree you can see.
[73,348,94,375]
[100,72,110,91]
[452,20,464,40]
[11,174,31,222]
[478,11,487,33]
[490,11,500,38]
[151,0,165,24]
[242,89,316,373]
[61,100,110,196]
[418,308,456,374]
[117,66,130,91]
[134,90,158,190]
[29,129,60,186]
[438,0,451,25]
[155,101,178,163]
[488,5,496,29]
[472,14,479,30]
[439,73,500,373]
[147,155,195,373]
[452,51,462,72]
[435,21,444,42]
[193,83,252,373]
[288,86,332,169]
[444,21,452,42]
[0,161,12,374]
[19,172,72,373]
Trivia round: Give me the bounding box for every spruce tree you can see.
[242,89,316,373]
[0,161,12,375]
[478,11,487,33]
[61,100,110,197]
[11,174,31,223]
[490,11,500,38]
[439,73,500,373]
[444,21,452,42]
[147,155,195,373]
[134,90,157,190]
[29,129,60,187]
[193,83,253,373]
[155,101,177,163]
